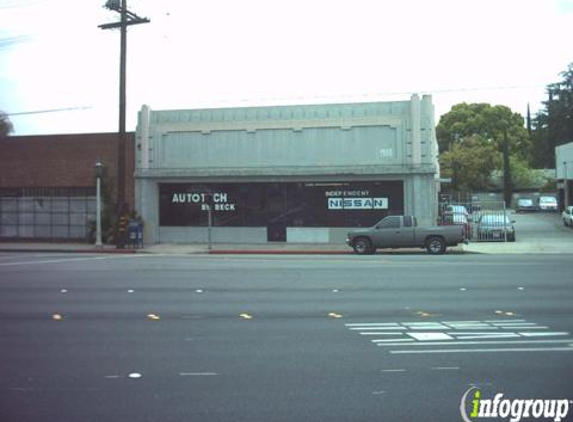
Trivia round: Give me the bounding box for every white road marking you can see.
[349,327,406,331]
[0,254,64,261]
[0,255,145,267]
[359,332,404,336]
[519,332,569,337]
[390,347,573,354]
[375,339,573,347]
[454,332,521,340]
[349,319,573,354]
[345,323,402,327]
[431,367,460,370]
[180,372,218,376]
[380,369,406,373]
[407,332,453,341]
[104,375,123,379]
[128,373,142,379]
[483,319,526,323]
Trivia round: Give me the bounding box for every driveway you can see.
[464,211,573,254]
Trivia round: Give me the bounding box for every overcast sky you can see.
[1,0,572,135]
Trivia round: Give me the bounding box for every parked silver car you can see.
[516,198,537,212]
[476,213,516,242]
[538,196,558,212]
[563,206,573,227]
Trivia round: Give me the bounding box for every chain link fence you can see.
[439,199,514,242]
[0,188,96,241]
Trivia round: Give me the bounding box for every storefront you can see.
[159,181,404,242]
[135,95,440,244]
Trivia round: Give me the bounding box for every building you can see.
[135,94,441,244]
[556,142,573,208]
[0,132,135,240]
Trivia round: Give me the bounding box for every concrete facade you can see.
[135,95,441,244]
[556,142,573,208]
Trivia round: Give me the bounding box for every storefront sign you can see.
[171,192,236,211]
[325,188,388,210]
[327,197,388,210]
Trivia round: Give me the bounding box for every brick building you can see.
[0,132,135,240]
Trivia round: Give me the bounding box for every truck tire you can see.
[426,236,446,255]
[353,237,373,255]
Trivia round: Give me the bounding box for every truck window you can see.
[377,216,401,229]
[404,216,412,227]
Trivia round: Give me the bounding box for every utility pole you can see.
[99,0,149,214]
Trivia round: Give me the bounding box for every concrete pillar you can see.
[410,94,421,166]
[137,105,151,170]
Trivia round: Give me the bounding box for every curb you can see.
[209,250,353,255]
[0,248,137,254]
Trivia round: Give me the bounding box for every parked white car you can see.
[538,196,558,212]
[563,206,573,227]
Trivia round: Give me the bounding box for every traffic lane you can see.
[1,253,571,311]
[1,254,572,342]
[0,314,395,422]
[1,251,571,283]
[1,255,572,421]
[0,269,571,327]
[2,312,572,422]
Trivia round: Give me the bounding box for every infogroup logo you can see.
[460,387,571,422]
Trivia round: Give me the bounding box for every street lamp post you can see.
[95,161,104,248]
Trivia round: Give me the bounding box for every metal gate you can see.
[0,187,96,241]
[439,200,514,242]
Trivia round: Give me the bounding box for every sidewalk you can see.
[0,241,450,255]
[0,242,136,254]
[0,239,571,255]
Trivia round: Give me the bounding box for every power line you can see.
[0,35,31,48]
[8,106,93,116]
[0,0,45,10]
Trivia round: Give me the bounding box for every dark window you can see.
[377,216,401,229]
[159,181,404,227]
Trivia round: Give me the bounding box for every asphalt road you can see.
[1,252,572,422]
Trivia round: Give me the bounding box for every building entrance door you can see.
[266,184,287,242]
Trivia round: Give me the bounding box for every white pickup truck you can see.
[345,215,466,255]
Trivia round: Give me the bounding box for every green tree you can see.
[0,111,13,138]
[436,103,530,157]
[439,135,501,193]
[531,62,573,168]
[437,103,531,204]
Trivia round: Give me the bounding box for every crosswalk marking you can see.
[345,319,573,354]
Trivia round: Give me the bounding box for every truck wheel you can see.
[353,237,373,255]
[426,236,446,255]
